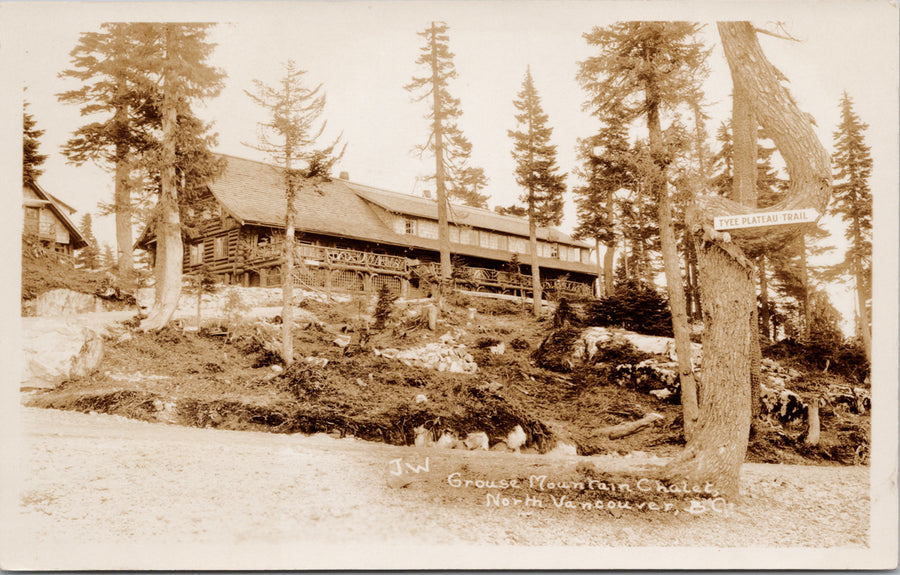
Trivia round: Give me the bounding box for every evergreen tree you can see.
[100,242,116,269]
[578,22,709,439]
[246,60,343,364]
[76,213,100,269]
[406,22,489,285]
[23,100,47,185]
[830,92,873,360]
[572,108,633,297]
[58,23,159,282]
[507,67,566,316]
[140,24,226,330]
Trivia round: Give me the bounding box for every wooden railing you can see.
[249,241,408,274]
[414,262,591,298]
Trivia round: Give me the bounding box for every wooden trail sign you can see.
[713,208,819,231]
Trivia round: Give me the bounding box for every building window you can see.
[459,227,473,245]
[418,220,439,239]
[450,226,460,243]
[404,218,416,235]
[213,236,227,260]
[189,243,204,266]
[489,233,501,250]
[549,243,559,259]
[479,230,491,249]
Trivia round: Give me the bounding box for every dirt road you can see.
[4,406,873,570]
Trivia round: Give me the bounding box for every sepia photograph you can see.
[0,0,897,570]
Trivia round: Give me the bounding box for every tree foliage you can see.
[247,59,343,363]
[76,213,101,270]
[586,277,673,337]
[406,22,489,209]
[23,101,47,185]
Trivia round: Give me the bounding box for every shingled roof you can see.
[211,154,590,252]
[209,155,412,248]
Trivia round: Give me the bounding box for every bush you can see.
[764,337,869,385]
[585,278,673,337]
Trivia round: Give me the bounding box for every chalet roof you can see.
[347,181,590,248]
[208,155,413,248]
[23,181,88,250]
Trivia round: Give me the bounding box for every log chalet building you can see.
[137,155,598,299]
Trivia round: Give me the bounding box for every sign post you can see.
[713,208,819,231]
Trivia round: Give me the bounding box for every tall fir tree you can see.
[578,22,709,439]
[246,60,343,365]
[406,22,489,287]
[830,92,873,360]
[508,67,566,316]
[58,23,160,283]
[140,24,226,330]
[23,100,47,185]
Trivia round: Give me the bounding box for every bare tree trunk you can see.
[282,172,295,365]
[112,74,135,286]
[669,21,832,499]
[141,30,181,330]
[529,216,542,316]
[759,256,771,342]
[797,234,811,340]
[851,235,872,361]
[594,238,603,297]
[604,186,616,295]
[648,100,699,442]
[805,397,820,446]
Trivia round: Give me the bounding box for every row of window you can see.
[402,217,586,263]
[188,236,228,266]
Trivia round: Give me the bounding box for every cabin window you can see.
[405,218,416,235]
[479,230,491,249]
[213,236,227,260]
[449,226,460,243]
[549,243,559,259]
[189,243,204,265]
[459,227,472,245]
[418,220,439,239]
[489,233,501,250]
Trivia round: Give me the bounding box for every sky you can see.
[3,0,898,333]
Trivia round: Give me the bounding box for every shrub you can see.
[585,278,673,337]
[373,282,398,330]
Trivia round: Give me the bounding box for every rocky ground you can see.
[6,406,873,571]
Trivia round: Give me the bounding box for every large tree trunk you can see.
[430,24,452,287]
[604,186,616,295]
[112,73,135,285]
[647,99,700,442]
[665,243,754,498]
[668,21,832,500]
[731,79,764,432]
[141,33,181,331]
[282,171,296,365]
[529,215,542,316]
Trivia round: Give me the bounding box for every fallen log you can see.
[598,413,664,440]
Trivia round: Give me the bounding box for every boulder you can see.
[435,432,459,449]
[69,330,104,379]
[22,319,102,388]
[464,431,489,451]
[31,288,105,316]
[506,425,527,450]
[547,441,578,457]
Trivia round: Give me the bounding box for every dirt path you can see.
[7,406,870,570]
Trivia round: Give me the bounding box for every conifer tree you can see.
[508,67,566,316]
[572,109,633,297]
[406,22,489,287]
[140,24,225,331]
[59,23,159,282]
[830,92,873,360]
[76,213,100,269]
[246,60,342,365]
[23,101,47,185]
[578,22,709,438]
